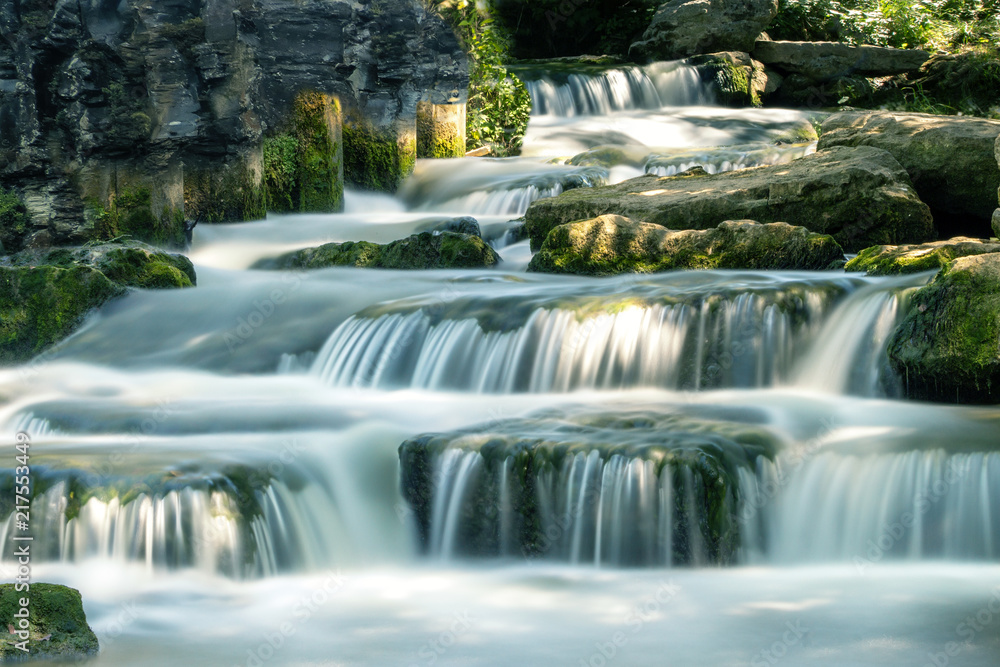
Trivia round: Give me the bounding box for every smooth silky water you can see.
[2,62,999,666]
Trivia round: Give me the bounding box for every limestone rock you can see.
[819,111,1000,237]
[888,253,1000,403]
[752,40,930,82]
[258,232,500,271]
[630,0,778,62]
[524,146,934,253]
[846,238,1000,276]
[528,216,844,276]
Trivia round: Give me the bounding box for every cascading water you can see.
[1,51,998,667]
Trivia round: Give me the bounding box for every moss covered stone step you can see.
[524,146,933,253]
[846,238,1000,276]
[0,583,98,662]
[399,406,779,565]
[255,231,500,270]
[528,216,844,276]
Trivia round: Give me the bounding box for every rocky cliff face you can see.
[0,0,467,251]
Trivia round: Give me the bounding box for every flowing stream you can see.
[2,63,999,666]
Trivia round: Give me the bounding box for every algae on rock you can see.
[0,583,99,662]
[846,238,1000,276]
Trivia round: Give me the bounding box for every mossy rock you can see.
[93,187,186,249]
[524,146,933,254]
[887,253,1000,403]
[257,232,500,271]
[399,406,778,564]
[528,216,844,276]
[12,241,197,290]
[0,189,30,255]
[0,584,99,662]
[343,123,415,193]
[0,265,126,364]
[845,238,1000,276]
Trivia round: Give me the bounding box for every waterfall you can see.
[416,444,779,567]
[770,450,1000,563]
[523,62,712,117]
[0,464,351,579]
[311,289,844,393]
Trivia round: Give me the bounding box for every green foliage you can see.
[428,1,531,156]
[264,92,343,210]
[0,188,30,254]
[770,0,1000,49]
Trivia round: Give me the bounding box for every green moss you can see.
[343,124,414,193]
[264,92,343,212]
[0,187,30,254]
[0,583,99,661]
[888,254,1000,403]
[258,232,500,271]
[0,266,125,364]
[103,82,151,149]
[846,241,1000,276]
[185,166,267,223]
[93,247,195,289]
[94,187,186,248]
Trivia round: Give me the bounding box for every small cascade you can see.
[523,62,712,117]
[0,464,346,579]
[400,408,782,566]
[793,275,923,396]
[645,142,817,177]
[311,289,839,393]
[770,450,1000,562]
[400,158,607,216]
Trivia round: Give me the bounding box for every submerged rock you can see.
[257,232,500,270]
[528,216,844,276]
[846,238,1000,276]
[819,111,1000,237]
[399,406,779,565]
[630,0,778,62]
[887,253,1000,403]
[0,583,99,662]
[525,146,933,253]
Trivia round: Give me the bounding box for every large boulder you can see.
[528,216,844,275]
[684,52,770,107]
[818,111,1000,237]
[629,0,778,62]
[524,146,934,253]
[887,253,1000,404]
[846,238,1000,276]
[0,583,99,662]
[752,40,930,82]
[256,232,501,270]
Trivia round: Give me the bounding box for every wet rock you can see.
[630,0,778,62]
[888,253,1000,404]
[10,241,197,290]
[846,238,1000,276]
[819,111,1000,237]
[399,405,779,564]
[528,216,844,276]
[416,217,483,238]
[685,52,769,107]
[752,40,930,82]
[0,583,99,662]
[257,232,500,271]
[525,146,933,253]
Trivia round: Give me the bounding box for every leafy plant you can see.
[428,1,531,156]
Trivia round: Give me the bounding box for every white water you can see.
[2,61,998,666]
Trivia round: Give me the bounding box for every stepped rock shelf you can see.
[525,146,934,253]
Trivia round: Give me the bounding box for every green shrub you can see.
[428,1,531,156]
